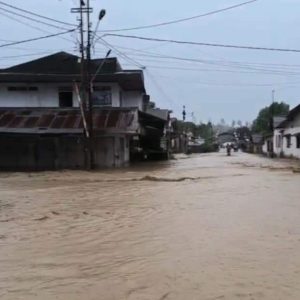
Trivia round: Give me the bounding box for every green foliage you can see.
[252,101,289,134]
[174,120,213,140]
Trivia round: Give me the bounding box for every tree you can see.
[252,101,289,134]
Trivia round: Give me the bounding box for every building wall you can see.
[281,127,300,159]
[273,128,284,157]
[274,114,300,159]
[122,91,143,110]
[0,82,122,108]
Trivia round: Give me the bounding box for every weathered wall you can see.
[0,82,122,108]
[122,91,143,110]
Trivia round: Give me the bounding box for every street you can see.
[0,151,300,300]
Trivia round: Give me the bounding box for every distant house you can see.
[262,116,287,157]
[273,104,300,159]
[0,52,171,170]
[251,134,263,154]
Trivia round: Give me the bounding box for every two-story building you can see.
[0,52,170,170]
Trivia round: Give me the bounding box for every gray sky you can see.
[1,0,300,124]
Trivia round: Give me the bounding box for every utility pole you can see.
[86,0,94,169]
[72,1,94,169]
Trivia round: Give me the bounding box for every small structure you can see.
[251,134,264,154]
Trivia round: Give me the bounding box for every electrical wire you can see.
[0,51,55,61]
[99,0,258,32]
[97,37,145,69]
[0,1,76,27]
[0,6,71,30]
[0,29,77,48]
[0,11,75,44]
[103,34,300,53]
[97,44,300,70]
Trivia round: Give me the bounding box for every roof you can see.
[0,107,139,135]
[146,108,170,121]
[276,104,300,128]
[274,116,287,128]
[0,52,145,92]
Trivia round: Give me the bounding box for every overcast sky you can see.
[1,0,300,124]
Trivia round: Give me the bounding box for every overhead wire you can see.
[96,36,145,69]
[0,10,76,44]
[0,6,71,31]
[103,34,300,53]
[0,1,76,27]
[95,41,300,75]
[99,0,258,32]
[0,29,77,48]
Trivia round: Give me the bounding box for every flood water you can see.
[1,152,300,300]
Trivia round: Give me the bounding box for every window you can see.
[7,86,38,91]
[92,86,112,106]
[297,135,300,149]
[58,87,73,107]
[286,135,291,148]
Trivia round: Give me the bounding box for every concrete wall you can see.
[0,82,122,108]
[122,91,143,110]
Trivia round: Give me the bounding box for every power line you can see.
[0,51,55,61]
[97,44,300,70]
[0,29,77,48]
[97,37,145,68]
[99,0,258,32]
[0,1,76,27]
[0,6,70,30]
[103,34,300,53]
[0,11,75,44]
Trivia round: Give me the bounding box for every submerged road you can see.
[0,151,300,299]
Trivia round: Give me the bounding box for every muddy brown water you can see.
[0,152,300,300]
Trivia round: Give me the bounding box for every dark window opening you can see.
[286,135,291,148]
[297,136,300,149]
[59,91,73,107]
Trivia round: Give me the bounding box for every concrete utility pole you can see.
[72,1,105,170]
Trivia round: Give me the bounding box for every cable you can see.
[103,34,300,53]
[99,0,258,32]
[96,44,300,69]
[97,37,145,69]
[0,29,77,48]
[0,51,55,61]
[0,6,70,30]
[0,1,76,27]
[95,42,300,75]
[0,11,75,44]
[135,64,300,77]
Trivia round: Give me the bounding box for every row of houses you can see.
[0,52,173,170]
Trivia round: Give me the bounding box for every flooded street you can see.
[1,152,300,300]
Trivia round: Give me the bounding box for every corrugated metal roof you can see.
[0,108,138,135]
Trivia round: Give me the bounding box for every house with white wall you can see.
[0,52,170,170]
[273,104,300,159]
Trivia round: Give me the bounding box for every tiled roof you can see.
[0,108,138,135]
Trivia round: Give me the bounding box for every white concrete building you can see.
[0,52,149,110]
[273,104,300,159]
